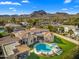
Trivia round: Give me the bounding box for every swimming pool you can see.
[34,43,63,55]
[34,43,52,54]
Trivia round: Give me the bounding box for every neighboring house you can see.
[73,29,79,41]
[74,29,79,40]
[40,21,49,26]
[74,30,79,36]
[62,25,76,32]
[52,22,61,26]
[62,25,79,40]
[5,23,24,32]
[12,28,54,46]
[5,23,21,28]
[20,22,29,27]
[0,36,30,59]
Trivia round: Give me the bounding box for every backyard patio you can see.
[27,36,76,59]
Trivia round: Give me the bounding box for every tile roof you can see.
[0,36,18,45]
[16,45,30,54]
[13,28,49,40]
[12,30,29,40]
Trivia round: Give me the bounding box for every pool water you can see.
[0,29,5,33]
[35,43,52,53]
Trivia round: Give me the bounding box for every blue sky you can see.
[0,0,79,15]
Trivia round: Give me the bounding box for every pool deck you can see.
[33,43,63,56]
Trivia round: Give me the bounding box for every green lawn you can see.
[27,36,76,59]
[0,28,9,37]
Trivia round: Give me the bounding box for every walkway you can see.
[30,50,34,53]
[53,33,79,45]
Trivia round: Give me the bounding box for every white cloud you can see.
[13,9,16,11]
[9,7,16,12]
[0,1,21,5]
[61,8,68,11]
[22,0,29,3]
[9,7,14,10]
[64,0,72,3]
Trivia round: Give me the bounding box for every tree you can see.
[0,20,5,25]
[11,17,16,23]
[58,27,64,33]
[68,29,74,37]
[48,25,58,32]
[0,33,3,38]
[5,27,14,33]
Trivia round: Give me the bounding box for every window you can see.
[0,46,3,56]
[19,40,23,44]
[33,38,36,42]
[31,40,32,43]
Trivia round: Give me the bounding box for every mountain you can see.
[30,10,47,17]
